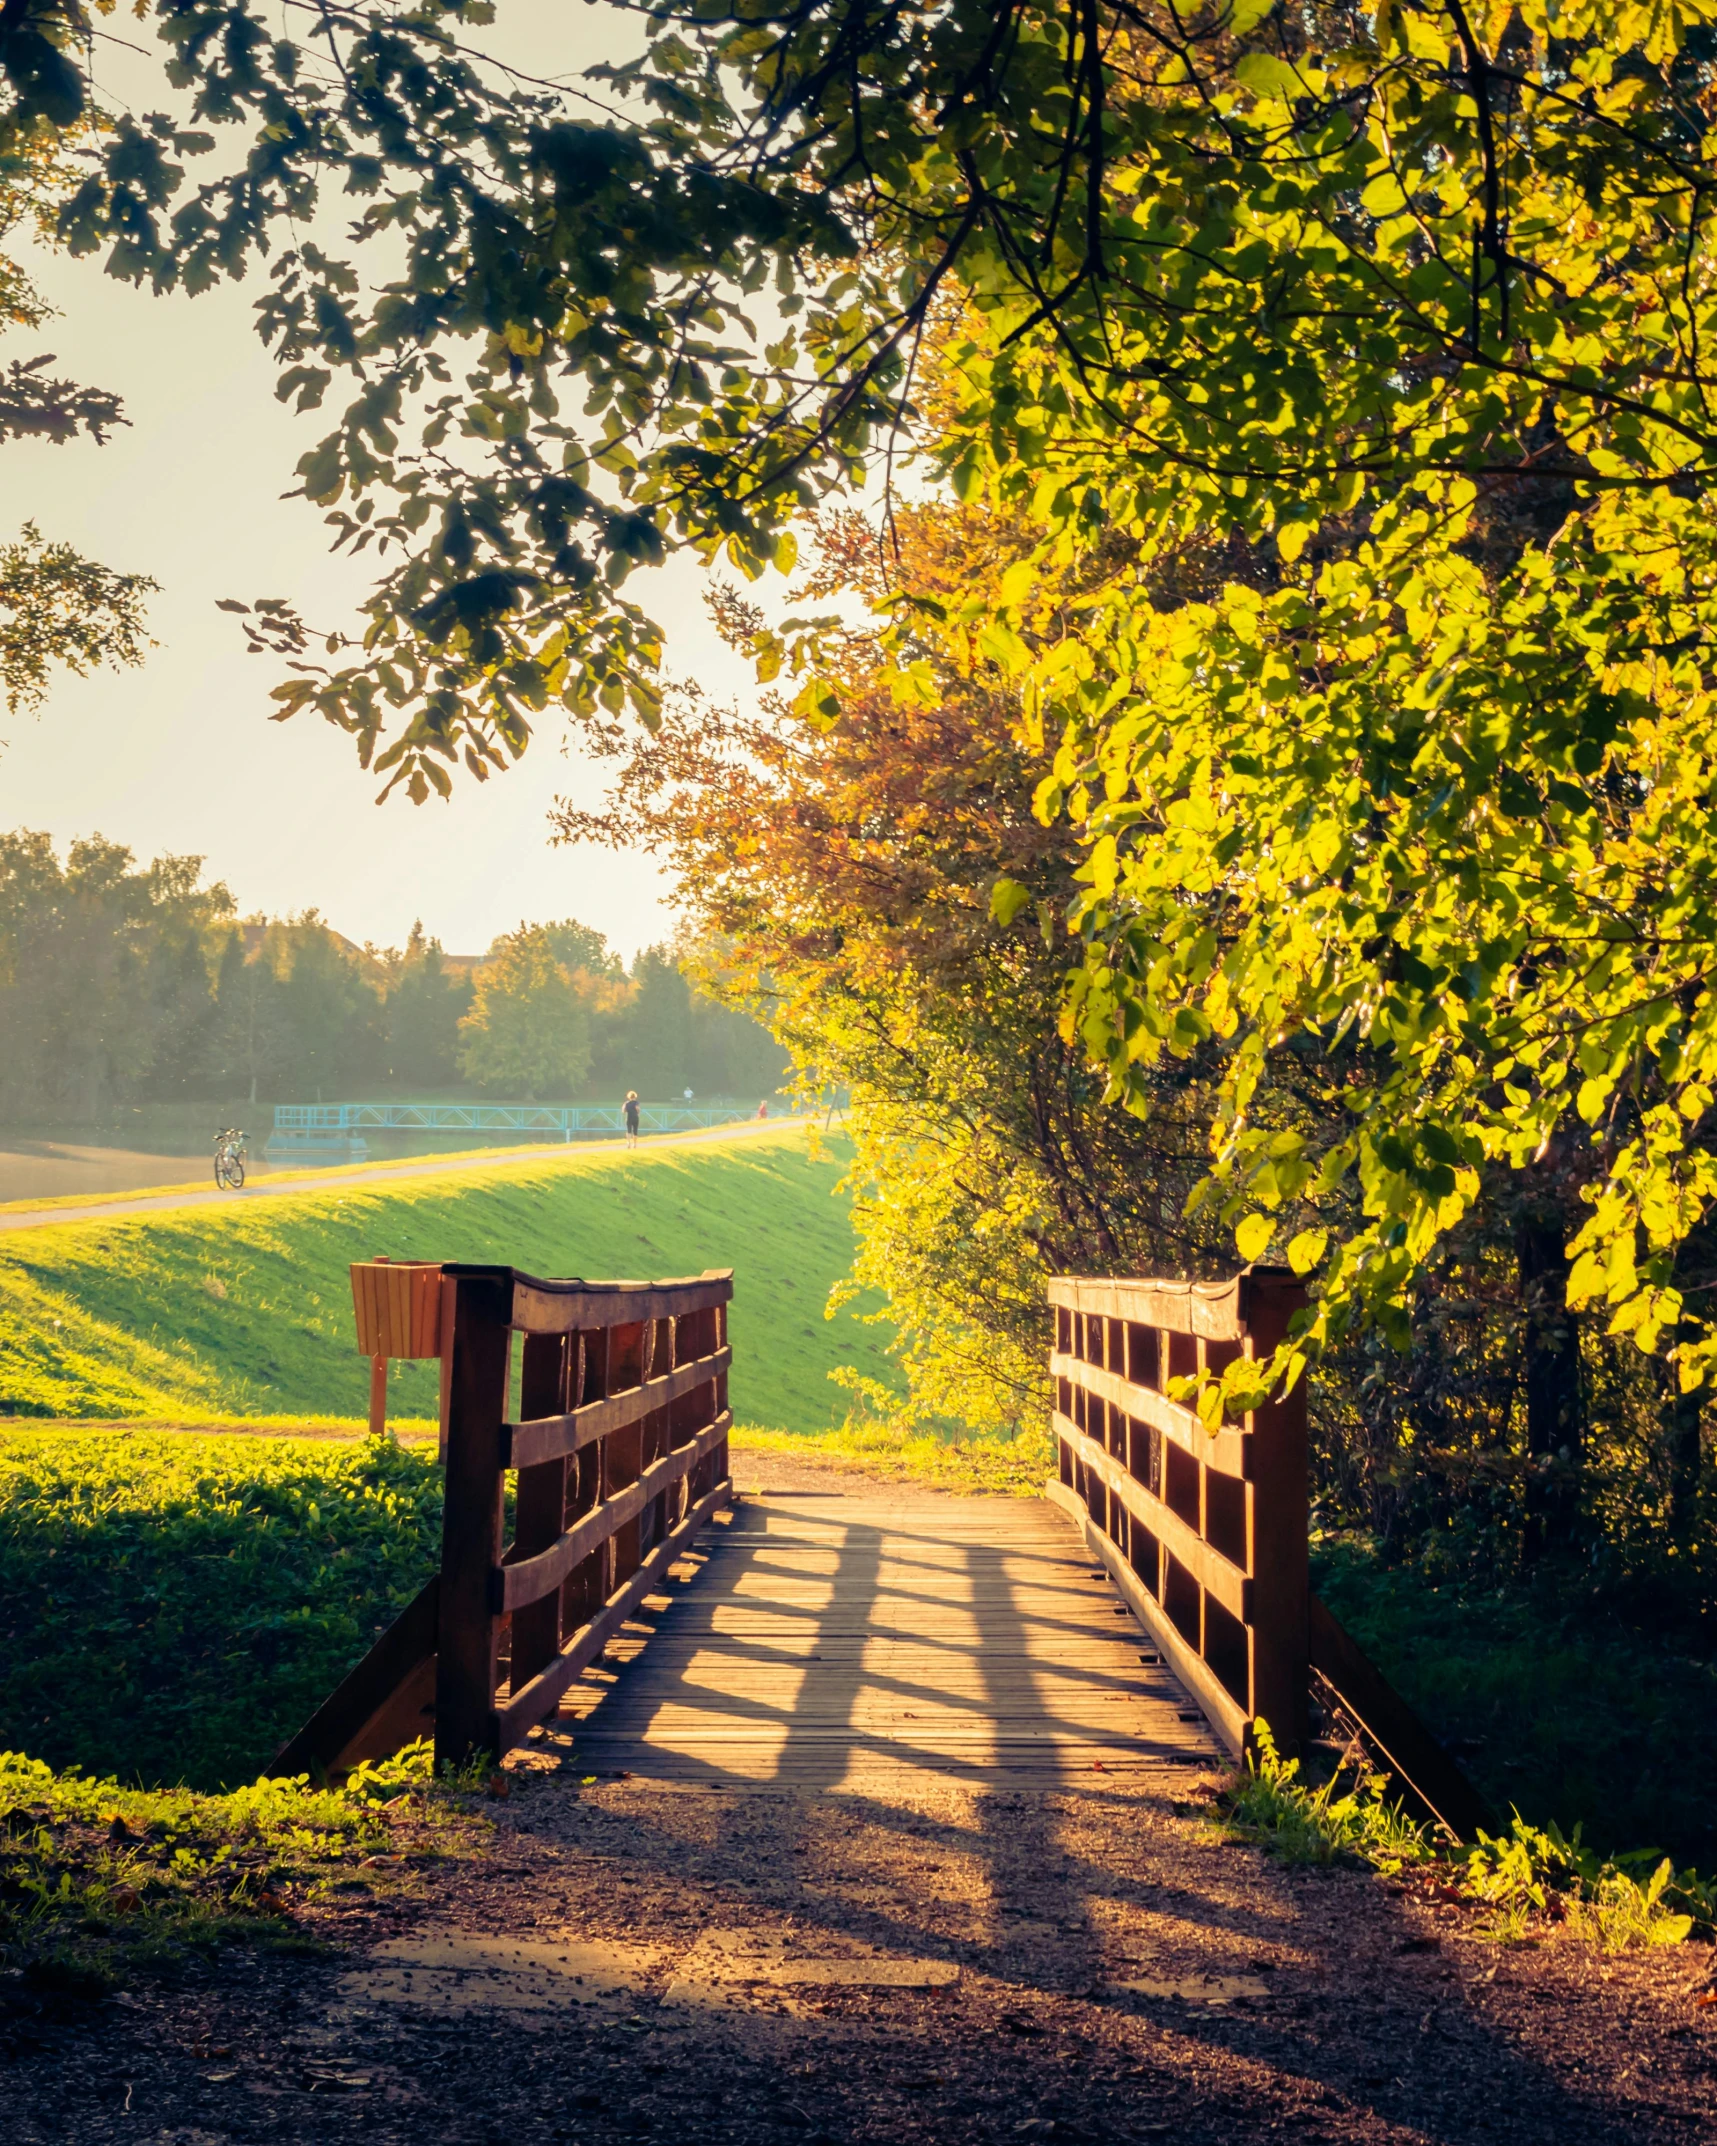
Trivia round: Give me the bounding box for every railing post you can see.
[435,1268,513,1770]
[1239,1271,1309,1753]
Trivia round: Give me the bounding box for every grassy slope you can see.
[0,1125,895,1434]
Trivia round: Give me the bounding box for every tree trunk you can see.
[1515,1212,1582,1555]
[1663,1214,1715,1544]
[1666,1327,1705,1544]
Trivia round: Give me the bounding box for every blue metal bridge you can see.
[269,1099,774,1150]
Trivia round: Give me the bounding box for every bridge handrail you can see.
[275,1261,733,1778]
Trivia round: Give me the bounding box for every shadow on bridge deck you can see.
[554,1489,1221,1791]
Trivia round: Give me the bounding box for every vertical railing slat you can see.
[1238,1274,1310,1749]
[510,1331,571,1695]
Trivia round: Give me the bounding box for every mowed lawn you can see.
[0,1126,896,1433]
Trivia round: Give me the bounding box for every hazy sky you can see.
[1,8,761,963]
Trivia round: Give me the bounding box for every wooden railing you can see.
[1045,1267,1496,1839]
[1046,1269,1308,1757]
[277,1262,733,1777]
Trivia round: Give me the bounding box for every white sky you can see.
[0,4,764,962]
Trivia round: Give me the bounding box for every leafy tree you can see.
[0,521,153,717]
[0,131,152,717]
[866,8,1717,1435]
[620,946,694,1099]
[379,922,472,1089]
[576,487,1714,1570]
[563,510,1241,1431]
[688,978,789,1098]
[0,0,1353,790]
[210,923,284,1107]
[540,919,622,978]
[11,0,1717,1484]
[458,924,592,1097]
[265,914,383,1098]
[0,831,231,1114]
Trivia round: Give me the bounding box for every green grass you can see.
[0,1124,896,1434]
[0,1429,445,1790]
[0,1740,481,1996]
[1210,1729,1713,1951]
[738,1419,1055,1495]
[1311,1536,1717,1870]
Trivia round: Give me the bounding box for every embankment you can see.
[0,1124,892,1432]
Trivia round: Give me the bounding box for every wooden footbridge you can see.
[281,1260,1489,1835]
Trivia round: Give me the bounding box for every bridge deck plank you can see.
[546,1491,1219,1788]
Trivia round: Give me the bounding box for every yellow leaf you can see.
[1234,52,1303,100]
[997,559,1037,607]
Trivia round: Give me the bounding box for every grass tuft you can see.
[1213,1725,1715,1951]
[1214,1724,1433,1871]
[0,1741,477,1997]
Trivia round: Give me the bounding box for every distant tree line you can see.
[0,831,786,1118]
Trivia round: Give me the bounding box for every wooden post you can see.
[435,1268,513,1771]
[368,1251,390,1436]
[437,1274,456,1462]
[1240,1270,1309,1753]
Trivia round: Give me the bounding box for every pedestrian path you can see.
[0,1116,794,1233]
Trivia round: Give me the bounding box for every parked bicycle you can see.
[213,1127,247,1190]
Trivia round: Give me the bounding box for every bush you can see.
[0,1429,442,1789]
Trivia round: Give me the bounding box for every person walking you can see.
[624,1091,641,1149]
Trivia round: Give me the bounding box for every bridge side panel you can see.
[1046,1269,1307,1756]
[436,1269,515,1767]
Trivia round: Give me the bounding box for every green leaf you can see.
[989,877,1033,926]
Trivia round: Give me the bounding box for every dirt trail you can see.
[6,1456,1712,2144]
